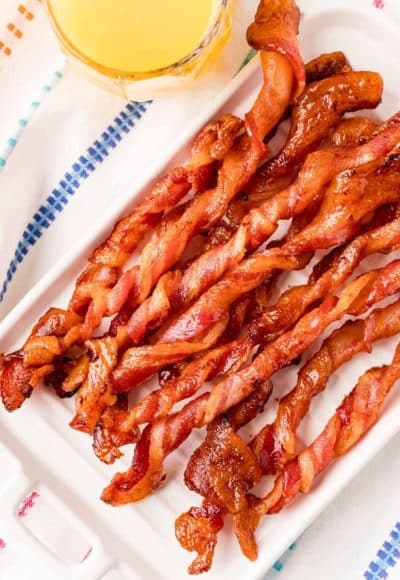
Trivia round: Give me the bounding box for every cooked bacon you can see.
[326,116,380,148]
[69,113,243,319]
[93,199,320,461]
[0,308,81,411]
[251,298,400,475]
[70,314,229,435]
[55,155,400,433]
[158,140,400,345]
[111,181,400,392]
[305,51,352,82]
[102,1,302,314]
[175,383,271,574]
[0,115,239,410]
[126,74,384,344]
[234,341,400,561]
[101,260,400,504]
[69,167,203,330]
[249,214,400,344]
[247,0,304,100]
[191,53,353,256]
[0,0,304,417]
[0,353,35,413]
[94,338,252,463]
[262,70,382,178]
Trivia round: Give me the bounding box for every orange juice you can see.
[47,0,224,74]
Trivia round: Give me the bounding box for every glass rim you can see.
[45,0,230,81]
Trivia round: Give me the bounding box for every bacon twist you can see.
[66,164,399,436]
[101,210,400,456]
[249,212,400,344]
[0,0,304,415]
[93,200,320,462]
[101,259,400,504]
[103,0,304,317]
[70,313,229,434]
[203,51,356,253]
[126,72,384,344]
[175,382,271,574]
[175,295,400,573]
[0,308,81,411]
[109,143,400,391]
[0,114,242,411]
[250,298,400,476]
[158,125,400,345]
[234,341,400,561]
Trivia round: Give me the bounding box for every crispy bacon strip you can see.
[70,111,246,320]
[305,51,352,82]
[251,298,400,476]
[0,114,240,410]
[263,70,382,178]
[94,199,319,461]
[70,314,229,434]
[73,164,398,441]
[103,0,302,312]
[177,298,400,573]
[101,260,400,504]
[175,382,271,574]
[158,141,400,346]
[326,116,380,148]
[126,73,383,344]
[0,308,81,411]
[0,0,303,415]
[96,208,400,462]
[94,338,252,463]
[234,342,400,561]
[205,51,355,252]
[249,213,400,344]
[109,146,400,391]
[93,197,321,462]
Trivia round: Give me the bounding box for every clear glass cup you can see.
[45,0,232,100]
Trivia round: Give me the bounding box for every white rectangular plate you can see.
[1,1,400,579]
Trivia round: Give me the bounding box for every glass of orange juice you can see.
[45,0,231,99]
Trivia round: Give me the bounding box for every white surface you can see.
[1,1,400,579]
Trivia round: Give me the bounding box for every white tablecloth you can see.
[0,1,399,579]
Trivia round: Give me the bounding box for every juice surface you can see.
[48,0,218,73]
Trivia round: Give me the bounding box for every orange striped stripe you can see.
[0,3,38,58]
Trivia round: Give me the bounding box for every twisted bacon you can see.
[157,142,400,346]
[304,51,352,82]
[262,69,382,179]
[98,208,400,463]
[0,0,303,415]
[126,71,383,344]
[101,259,400,504]
[76,170,399,438]
[0,112,242,411]
[77,208,312,434]
[175,382,271,575]
[103,0,303,316]
[250,297,400,476]
[176,297,400,574]
[109,144,400,391]
[203,51,355,252]
[234,341,400,561]
[92,202,320,462]
[0,308,81,412]
[70,313,229,434]
[249,211,400,344]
